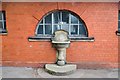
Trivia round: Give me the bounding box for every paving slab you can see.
[0,67,119,78]
[2,67,37,78]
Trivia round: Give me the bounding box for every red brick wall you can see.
[1,2,118,68]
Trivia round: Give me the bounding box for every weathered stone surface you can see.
[43,64,77,76]
[57,61,65,66]
[51,30,71,67]
[53,30,69,42]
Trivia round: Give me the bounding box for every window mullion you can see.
[78,20,79,35]
[118,11,120,31]
[43,18,45,35]
[2,13,4,29]
[52,13,54,34]
[60,12,62,29]
[69,14,71,35]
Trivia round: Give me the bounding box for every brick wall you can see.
[1,2,118,68]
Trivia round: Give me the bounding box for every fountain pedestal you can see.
[38,30,76,75]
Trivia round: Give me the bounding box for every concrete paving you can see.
[0,67,119,78]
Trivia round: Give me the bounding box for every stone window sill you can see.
[116,31,120,36]
[28,36,94,42]
[0,29,8,35]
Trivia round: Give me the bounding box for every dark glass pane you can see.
[54,11,60,23]
[71,25,78,35]
[40,20,43,24]
[62,11,69,23]
[118,21,120,30]
[71,14,78,24]
[0,12,2,20]
[0,22,3,29]
[79,20,83,24]
[37,25,43,34]
[45,14,52,23]
[119,11,120,30]
[61,24,69,32]
[79,25,86,36]
[53,25,60,33]
[119,11,120,20]
[45,25,52,34]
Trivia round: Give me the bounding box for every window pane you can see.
[62,11,69,23]
[45,14,52,23]
[0,22,3,29]
[79,25,86,36]
[61,24,69,32]
[119,11,120,20]
[71,14,78,24]
[54,11,60,24]
[45,25,52,34]
[119,11,120,30]
[119,21,120,30]
[71,25,78,35]
[53,25,60,33]
[40,20,43,24]
[37,25,43,34]
[0,12,2,20]
[79,21,83,25]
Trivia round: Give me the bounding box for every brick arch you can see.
[33,3,90,36]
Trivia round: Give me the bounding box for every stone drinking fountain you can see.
[43,30,77,75]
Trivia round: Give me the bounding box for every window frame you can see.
[0,11,7,35]
[35,10,88,38]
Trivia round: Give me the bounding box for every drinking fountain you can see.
[39,30,77,75]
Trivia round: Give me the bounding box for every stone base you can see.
[43,64,77,76]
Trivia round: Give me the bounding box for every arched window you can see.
[35,10,88,37]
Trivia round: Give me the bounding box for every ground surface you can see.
[0,67,119,78]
